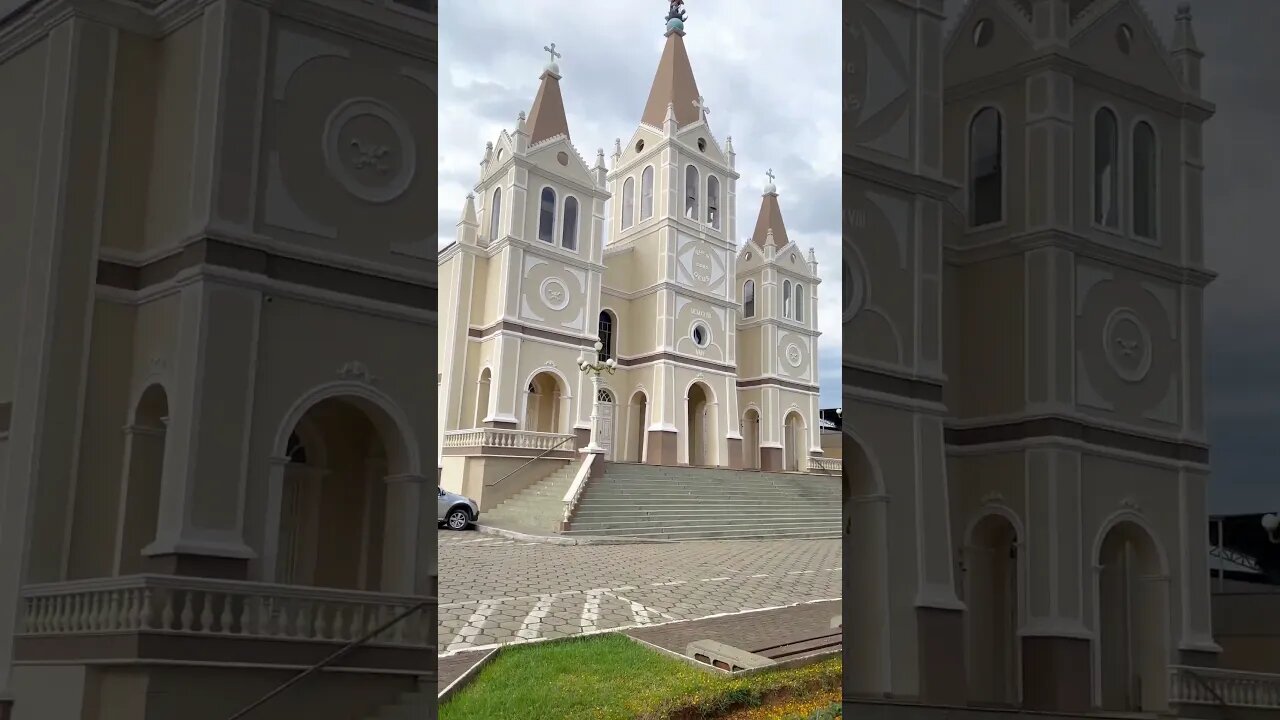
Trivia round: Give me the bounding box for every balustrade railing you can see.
[807,456,841,474]
[20,575,433,648]
[443,428,576,452]
[1170,665,1280,709]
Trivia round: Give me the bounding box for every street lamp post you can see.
[577,340,616,454]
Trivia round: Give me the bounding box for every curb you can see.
[437,647,498,704]
[473,524,677,545]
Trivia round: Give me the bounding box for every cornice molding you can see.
[0,0,436,65]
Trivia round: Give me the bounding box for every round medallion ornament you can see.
[1103,308,1152,383]
[540,277,570,310]
[785,343,803,368]
[322,98,416,204]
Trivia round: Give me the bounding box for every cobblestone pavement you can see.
[437,531,841,654]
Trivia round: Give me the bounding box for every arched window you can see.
[562,196,579,250]
[538,187,556,243]
[1132,121,1157,239]
[1094,108,1119,228]
[795,283,805,322]
[743,279,756,318]
[782,280,792,319]
[621,177,635,229]
[685,165,699,220]
[489,187,502,241]
[597,310,615,361]
[707,175,721,229]
[641,166,654,219]
[969,107,1003,227]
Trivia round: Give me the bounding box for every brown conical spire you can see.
[640,28,703,128]
[750,170,790,248]
[526,44,571,145]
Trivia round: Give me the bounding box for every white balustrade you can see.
[20,576,434,648]
[442,428,576,452]
[807,456,841,474]
[1169,665,1280,709]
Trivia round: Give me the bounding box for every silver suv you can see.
[438,487,479,531]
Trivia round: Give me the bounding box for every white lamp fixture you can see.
[1262,513,1279,544]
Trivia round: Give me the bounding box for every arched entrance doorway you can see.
[597,387,616,460]
[1096,520,1169,712]
[743,408,761,470]
[846,434,889,697]
[115,384,168,575]
[965,513,1021,706]
[783,411,805,471]
[275,398,394,591]
[524,371,566,433]
[686,382,713,466]
[629,391,647,463]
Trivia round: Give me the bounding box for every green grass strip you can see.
[441,633,840,720]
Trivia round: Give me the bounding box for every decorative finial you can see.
[665,0,687,33]
[693,96,710,122]
[766,168,776,184]
[542,42,562,73]
[613,138,622,156]
[596,148,605,166]
[764,168,777,194]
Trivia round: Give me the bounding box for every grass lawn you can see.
[440,633,841,720]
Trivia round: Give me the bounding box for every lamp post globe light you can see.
[1263,513,1280,544]
[577,340,616,454]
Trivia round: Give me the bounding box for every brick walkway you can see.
[438,530,840,653]
[437,647,496,696]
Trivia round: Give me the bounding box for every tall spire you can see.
[640,1,702,128]
[751,170,790,249]
[526,42,571,145]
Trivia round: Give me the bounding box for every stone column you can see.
[0,19,117,713]
[582,373,605,454]
[113,421,168,576]
[381,474,429,595]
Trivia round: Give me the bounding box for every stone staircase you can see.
[562,462,840,541]
[362,676,431,719]
[479,463,577,534]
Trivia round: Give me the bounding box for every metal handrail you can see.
[225,599,431,720]
[485,434,573,487]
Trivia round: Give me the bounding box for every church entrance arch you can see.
[964,512,1022,706]
[686,381,714,466]
[1095,518,1170,713]
[743,408,761,470]
[267,384,420,594]
[628,390,647,463]
[783,411,805,471]
[846,433,889,697]
[524,371,567,434]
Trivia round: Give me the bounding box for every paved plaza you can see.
[437,532,841,654]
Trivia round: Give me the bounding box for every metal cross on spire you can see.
[693,96,710,122]
[543,42,561,64]
[766,168,776,184]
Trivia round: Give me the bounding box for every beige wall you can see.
[0,39,48,406]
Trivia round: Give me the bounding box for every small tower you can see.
[734,171,821,472]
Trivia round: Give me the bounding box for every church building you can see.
[845,0,1259,717]
[438,7,825,485]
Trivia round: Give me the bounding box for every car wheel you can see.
[446,508,471,530]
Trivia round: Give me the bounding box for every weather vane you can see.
[666,0,687,23]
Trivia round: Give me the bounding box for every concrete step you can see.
[574,500,833,510]
[559,524,841,541]
[568,516,840,531]
[573,507,835,518]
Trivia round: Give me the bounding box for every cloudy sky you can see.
[437,0,843,407]
[943,0,1276,514]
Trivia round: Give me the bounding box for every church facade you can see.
[847,0,1225,715]
[438,13,825,482]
